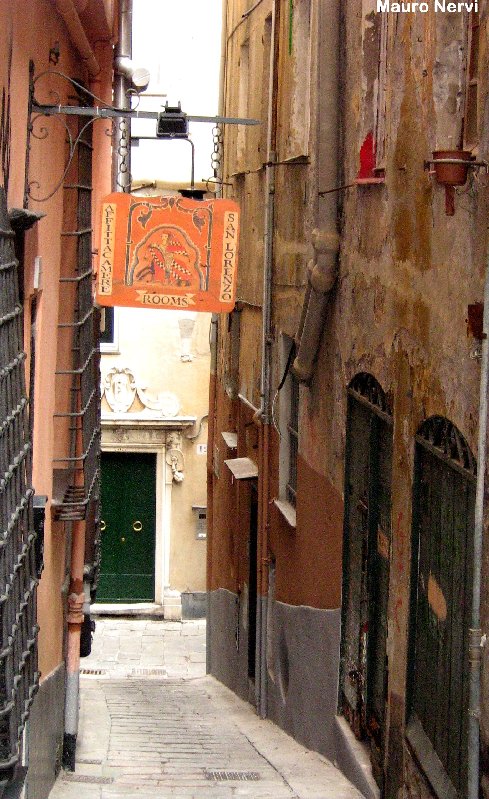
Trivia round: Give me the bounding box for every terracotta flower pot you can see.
[432,150,472,186]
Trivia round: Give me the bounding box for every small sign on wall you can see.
[196,444,207,455]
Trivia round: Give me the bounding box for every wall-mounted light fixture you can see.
[114,56,150,92]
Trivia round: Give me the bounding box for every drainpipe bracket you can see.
[311,228,340,255]
[291,356,313,384]
[67,591,85,624]
[309,260,337,294]
[469,627,484,664]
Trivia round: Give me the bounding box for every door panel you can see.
[341,378,393,792]
[408,420,475,799]
[98,452,156,602]
[248,483,258,682]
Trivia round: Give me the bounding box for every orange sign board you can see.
[97,193,239,312]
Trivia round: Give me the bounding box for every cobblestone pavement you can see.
[48,618,363,799]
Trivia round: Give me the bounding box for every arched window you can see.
[340,373,393,788]
[407,416,476,799]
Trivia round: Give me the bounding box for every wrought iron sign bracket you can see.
[25,63,260,203]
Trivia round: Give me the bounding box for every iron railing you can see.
[0,188,39,790]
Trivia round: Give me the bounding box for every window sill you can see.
[273,498,296,529]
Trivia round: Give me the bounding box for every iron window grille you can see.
[286,369,299,507]
[0,188,39,791]
[340,372,393,789]
[407,416,476,799]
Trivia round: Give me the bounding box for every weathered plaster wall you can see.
[336,5,488,797]
[211,0,489,796]
[208,0,344,755]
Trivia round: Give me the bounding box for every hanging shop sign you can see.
[97,193,239,312]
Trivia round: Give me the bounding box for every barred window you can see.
[279,335,299,509]
[286,369,299,507]
[0,189,39,789]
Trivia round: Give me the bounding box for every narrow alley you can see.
[3,2,489,799]
[48,619,362,799]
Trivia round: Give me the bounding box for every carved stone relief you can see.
[165,431,185,482]
[101,366,181,417]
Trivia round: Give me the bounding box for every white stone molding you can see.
[165,431,185,482]
[101,366,181,417]
[102,367,137,413]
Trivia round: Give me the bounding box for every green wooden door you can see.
[98,452,156,602]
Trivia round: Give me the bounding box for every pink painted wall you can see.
[0,0,115,680]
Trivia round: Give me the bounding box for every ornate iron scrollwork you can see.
[24,64,134,204]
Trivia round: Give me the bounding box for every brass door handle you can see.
[100,520,107,532]
[133,521,142,532]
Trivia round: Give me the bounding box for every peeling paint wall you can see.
[339,3,487,797]
[211,0,489,796]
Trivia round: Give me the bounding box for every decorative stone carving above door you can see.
[102,366,181,417]
[166,431,185,482]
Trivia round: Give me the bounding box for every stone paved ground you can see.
[48,618,364,799]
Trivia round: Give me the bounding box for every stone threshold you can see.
[91,602,166,619]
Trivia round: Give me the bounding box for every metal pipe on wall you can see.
[53,0,100,76]
[256,0,280,721]
[112,0,133,191]
[206,314,218,675]
[292,0,340,383]
[207,0,229,675]
[468,251,489,798]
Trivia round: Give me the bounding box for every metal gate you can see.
[407,416,476,799]
[340,373,392,789]
[0,188,39,790]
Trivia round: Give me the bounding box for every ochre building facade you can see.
[208,2,489,799]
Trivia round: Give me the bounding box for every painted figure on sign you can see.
[131,226,203,290]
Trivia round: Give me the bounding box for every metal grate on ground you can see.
[62,774,113,785]
[130,667,167,677]
[79,668,106,676]
[205,770,261,781]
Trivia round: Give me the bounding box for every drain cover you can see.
[130,668,167,676]
[80,668,107,675]
[63,774,113,785]
[205,771,261,781]
[76,759,103,765]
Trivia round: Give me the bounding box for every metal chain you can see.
[116,118,131,191]
[211,124,223,179]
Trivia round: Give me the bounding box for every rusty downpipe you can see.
[63,422,87,769]
[207,0,229,674]
[468,240,489,798]
[112,0,134,191]
[52,0,100,76]
[255,0,280,721]
[292,0,340,383]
